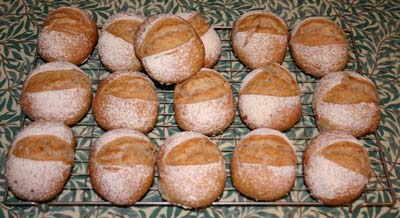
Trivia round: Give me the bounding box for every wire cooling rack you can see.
[3,26,396,213]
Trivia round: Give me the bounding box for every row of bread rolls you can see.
[5,122,371,208]
[8,6,379,209]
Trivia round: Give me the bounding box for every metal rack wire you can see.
[3,27,396,213]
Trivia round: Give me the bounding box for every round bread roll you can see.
[134,14,205,84]
[98,13,144,72]
[174,68,234,136]
[20,61,92,126]
[232,11,288,69]
[38,7,98,65]
[93,71,159,133]
[303,130,371,205]
[178,12,221,68]
[231,128,296,201]
[313,71,380,137]
[157,132,226,208]
[89,129,156,205]
[290,17,349,77]
[238,63,301,131]
[5,121,76,201]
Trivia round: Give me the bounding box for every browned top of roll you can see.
[234,12,287,35]
[240,64,300,96]
[13,135,75,165]
[174,69,230,104]
[97,73,158,101]
[323,73,379,104]
[321,141,370,177]
[291,17,347,46]
[105,19,141,45]
[94,136,156,167]
[43,7,97,37]
[165,137,224,165]
[236,135,296,166]
[137,16,197,57]
[24,70,91,93]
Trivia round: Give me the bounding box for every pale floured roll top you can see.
[232,11,288,68]
[290,17,349,77]
[313,71,380,136]
[174,68,234,135]
[90,128,156,205]
[5,121,75,201]
[38,7,98,65]
[134,14,205,84]
[21,61,92,124]
[177,12,221,67]
[99,13,144,72]
[305,131,371,201]
[238,63,301,130]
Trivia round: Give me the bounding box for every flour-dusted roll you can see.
[157,132,226,208]
[89,129,156,205]
[238,63,301,131]
[5,121,75,201]
[174,68,234,136]
[178,12,221,68]
[313,71,380,137]
[98,13,144,72]
[232,11,288,69]
[231,128,296,201]
[290,17,349,78]
[93,71,159,133]
[38,7,98,65]
[134,14,205,84]
[20,61,92,126]
[303,130,371,205]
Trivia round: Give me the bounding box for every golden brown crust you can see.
[186,13,210,36]
[105,19,141,45]
[240,64,300,96]
[174,69,230,104]
[291,18,347,46]
[13,135,75,165]
[232,11,288,69]
[234,135,296,165]
[138,17,196,57]
[323,73,379,104]
[165,137,223,165]
[38,7,98,65]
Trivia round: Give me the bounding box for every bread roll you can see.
[5,121,75,201]
[174,68,234,135]
[313,71,380,137]
[38,7,98,65]
[238,63,301,131]
[232,11,288,69]
[231,128,296,201]
[290,17,349,77]
[89,129,156,205]
[303,130,371,205]
[98,13,144,72]
[157,132,226,208]
[93,71,159,133]
[20,61,92,126]
[134,14,205,84]
[178,12,221,67]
